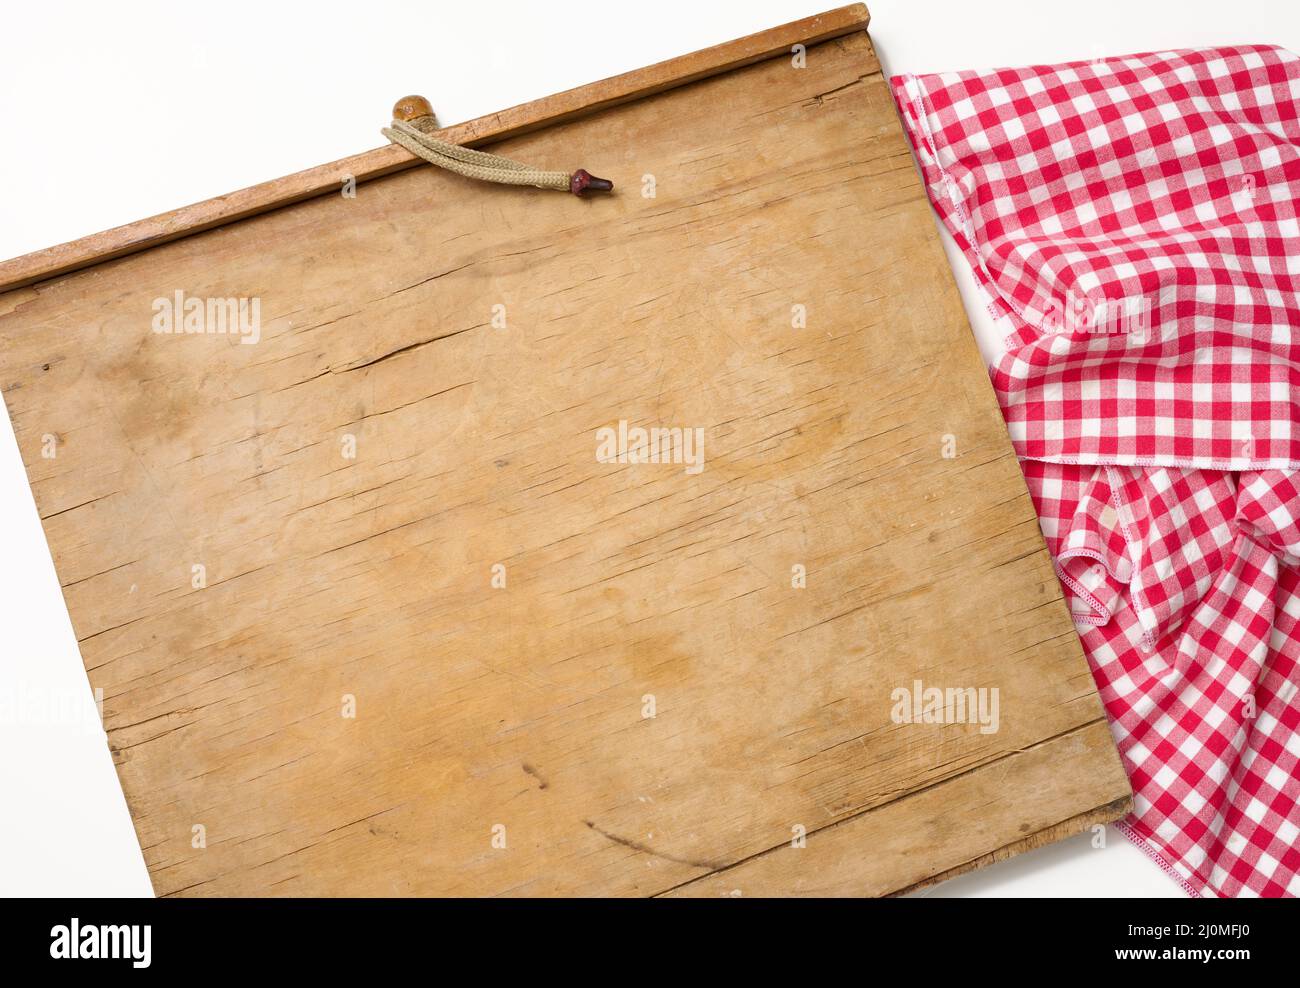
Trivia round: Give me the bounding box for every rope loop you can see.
[382,102,612,197]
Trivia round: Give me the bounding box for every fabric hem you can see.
[1013,452,1300,472]
[1055,545,1120,627]
[1113,817,1206,898]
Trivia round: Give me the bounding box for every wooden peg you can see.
[392,95,436,125]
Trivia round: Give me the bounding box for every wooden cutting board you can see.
[0,5,1130,896]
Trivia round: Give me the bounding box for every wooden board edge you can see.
[659,718,1133,897]
[891,794,1135,898]
[0,4,870,293]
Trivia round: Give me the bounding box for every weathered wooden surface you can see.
[0,5,872,292]
[0,21,1130,897]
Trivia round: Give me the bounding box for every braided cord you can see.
[382,118,570,192]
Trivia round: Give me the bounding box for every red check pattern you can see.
[893,47,1300,896]
[894,45,1300,469]
[1026,461,1300,896]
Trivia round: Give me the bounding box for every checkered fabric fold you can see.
[894,46,1300,896]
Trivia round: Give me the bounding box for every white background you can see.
[1,0,1291,897]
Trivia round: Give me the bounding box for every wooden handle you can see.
[392,95,436,123]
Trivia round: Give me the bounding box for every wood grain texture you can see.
[0,4,871,292]
[0,26,1130,897]
[666,720,1130,897]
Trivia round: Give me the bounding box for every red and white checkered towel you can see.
[893,45,1300,896]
